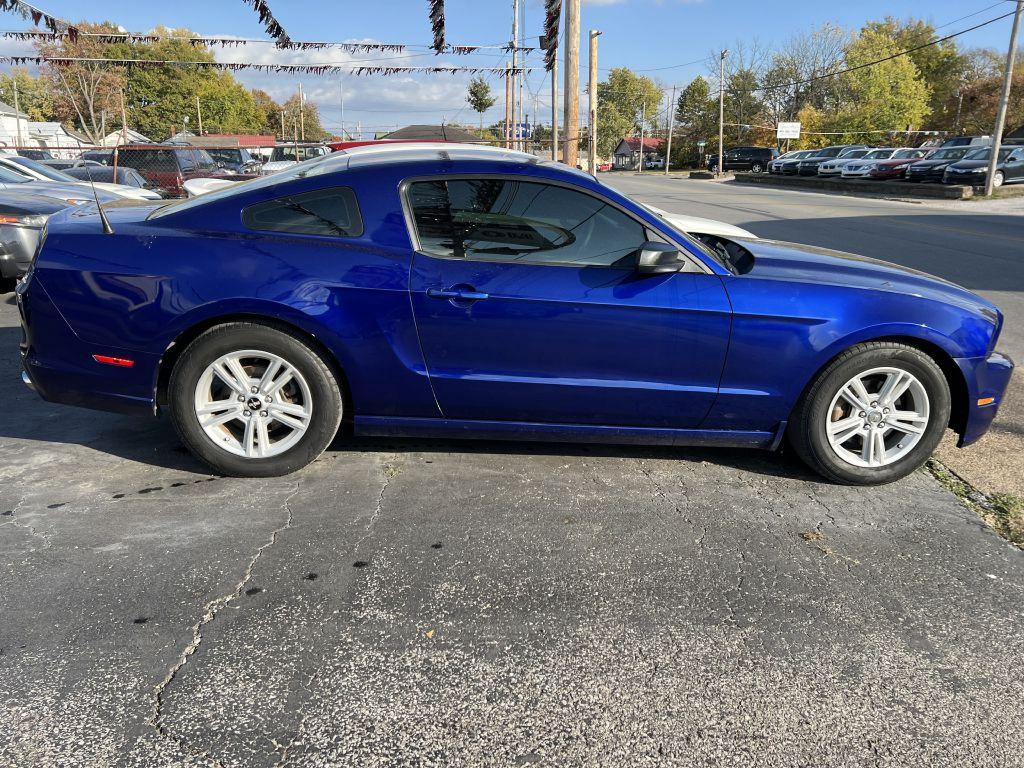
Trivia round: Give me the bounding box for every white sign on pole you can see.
[776,122,801,140]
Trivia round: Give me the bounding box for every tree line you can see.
[0,22,332,143]
[592,16,1023,164]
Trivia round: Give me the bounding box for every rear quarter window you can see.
[242,186,363,238]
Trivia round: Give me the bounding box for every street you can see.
[2,180,1024,766]
[607,175,1024,498]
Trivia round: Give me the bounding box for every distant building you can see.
[0,99,30,149]
[101,128,153,147]
[613,137,667,170]
[382,124,486,143]
[200,133,277,149]
[26,122,91,157]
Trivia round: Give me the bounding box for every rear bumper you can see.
[0,225,42,279]
[956,351,1014,447]
[18,275,158,416]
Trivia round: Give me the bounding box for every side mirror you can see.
[636,242,684,274]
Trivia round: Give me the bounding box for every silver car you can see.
[817,149,873,176]
[0,190,68,285]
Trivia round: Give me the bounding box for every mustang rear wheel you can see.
[788,342,950,485]
[169,323,342,477]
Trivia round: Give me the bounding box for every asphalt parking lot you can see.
[2,182,1024,766]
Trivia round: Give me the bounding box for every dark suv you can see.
[707,146,780,173]
[114,145,229,198]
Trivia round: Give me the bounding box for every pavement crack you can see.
[147,480,300,763]
[0,495,51,550]
[354,456,400,552]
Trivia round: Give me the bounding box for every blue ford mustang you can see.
[16,144,1013,484]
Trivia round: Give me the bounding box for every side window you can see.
[407,178,648,267]
[242,186,363,237]
[177,150,197,172]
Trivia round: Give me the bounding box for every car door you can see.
[404,176,732,429]
[1006,148,1024,181]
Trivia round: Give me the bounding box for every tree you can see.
[830,28,931,141]
[862,17,967,130]
[250,88,283,136]
[598,68,663,134]
[466,76,496,135]
[725,67,765,142]
[36,21,127,142]
[672,77,717,165]
[0,68,54,123]
[280,93,330,141]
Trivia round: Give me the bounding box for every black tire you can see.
[0,277,15,294]
[168,322,343,477]
[788,342,951,485]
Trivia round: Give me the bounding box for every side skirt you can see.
[355,416,775,450]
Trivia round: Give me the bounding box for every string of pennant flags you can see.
[0,54,534,76]
[0,0,77,39]
[1,31,538,55]
[241,0,290,48]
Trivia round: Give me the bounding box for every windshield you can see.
[864,149,895,159]
[930,148,967,160]
[8,155,77,182]
[271,145,326,162]
[192,149,218,171]
[206,148,241,165]
[893,149,927,159]
[150,150,347,219]
[0,165,31,183]
[964,148,1009,161]
[840,150,868,159]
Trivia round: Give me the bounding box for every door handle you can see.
[426,286,489,302]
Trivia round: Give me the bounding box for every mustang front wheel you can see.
[789,342,950,485]
[169,323,342,477]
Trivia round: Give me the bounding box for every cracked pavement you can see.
[2,280,1024,764]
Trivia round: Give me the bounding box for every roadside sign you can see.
[777,122,801,140]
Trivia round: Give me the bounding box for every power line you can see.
[753,9,1018,93]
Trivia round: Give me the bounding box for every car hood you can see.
[946,160,991,170]
[910,159,955,168]
[736,238,997,316]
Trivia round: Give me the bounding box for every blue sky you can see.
[0,0,1018,136]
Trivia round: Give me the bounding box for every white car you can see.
[262,144,332,174]
[643,205,757,240]
[817,149,873,177]
[840,148,900,179]
[0,154,162,200]
[183,178,241,197]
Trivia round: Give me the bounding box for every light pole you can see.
[588,30,601,174]
[664,84,676,177]
[717,49,728,177]
[985,0,1024,196]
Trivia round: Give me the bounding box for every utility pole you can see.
[12,79,22,148]
[195,95,203,135]
[551,46,559,161]
[638,102,646,173]
[511,0,520,150]
[717,49,728,177]
[588,30,600,174]
[664,84,676,176]
[279,108,285,140]
[504,62,512,149]
[340,76,346,139]
[985,0,1023,196]
[120,90,128,144]
[298,83,305,141]
[563,0,580,166]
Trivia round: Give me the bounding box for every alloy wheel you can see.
[824,366,930,468]
[193,349,313,458]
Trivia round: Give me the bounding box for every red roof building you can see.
[202,134,277,148]
[613,136,667,169]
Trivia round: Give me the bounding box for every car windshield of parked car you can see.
[929,148,967,160]
[863,149,895,159]
[964,148,1009,161]
[206,148,242,166]
[840,150,869,159]
[0,165,32,183]
[7,156,77,182]
[271,146,326,162]
[893,149,928,159]
[149,151,346,219]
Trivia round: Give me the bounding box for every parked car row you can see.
[767,137,1020,186]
